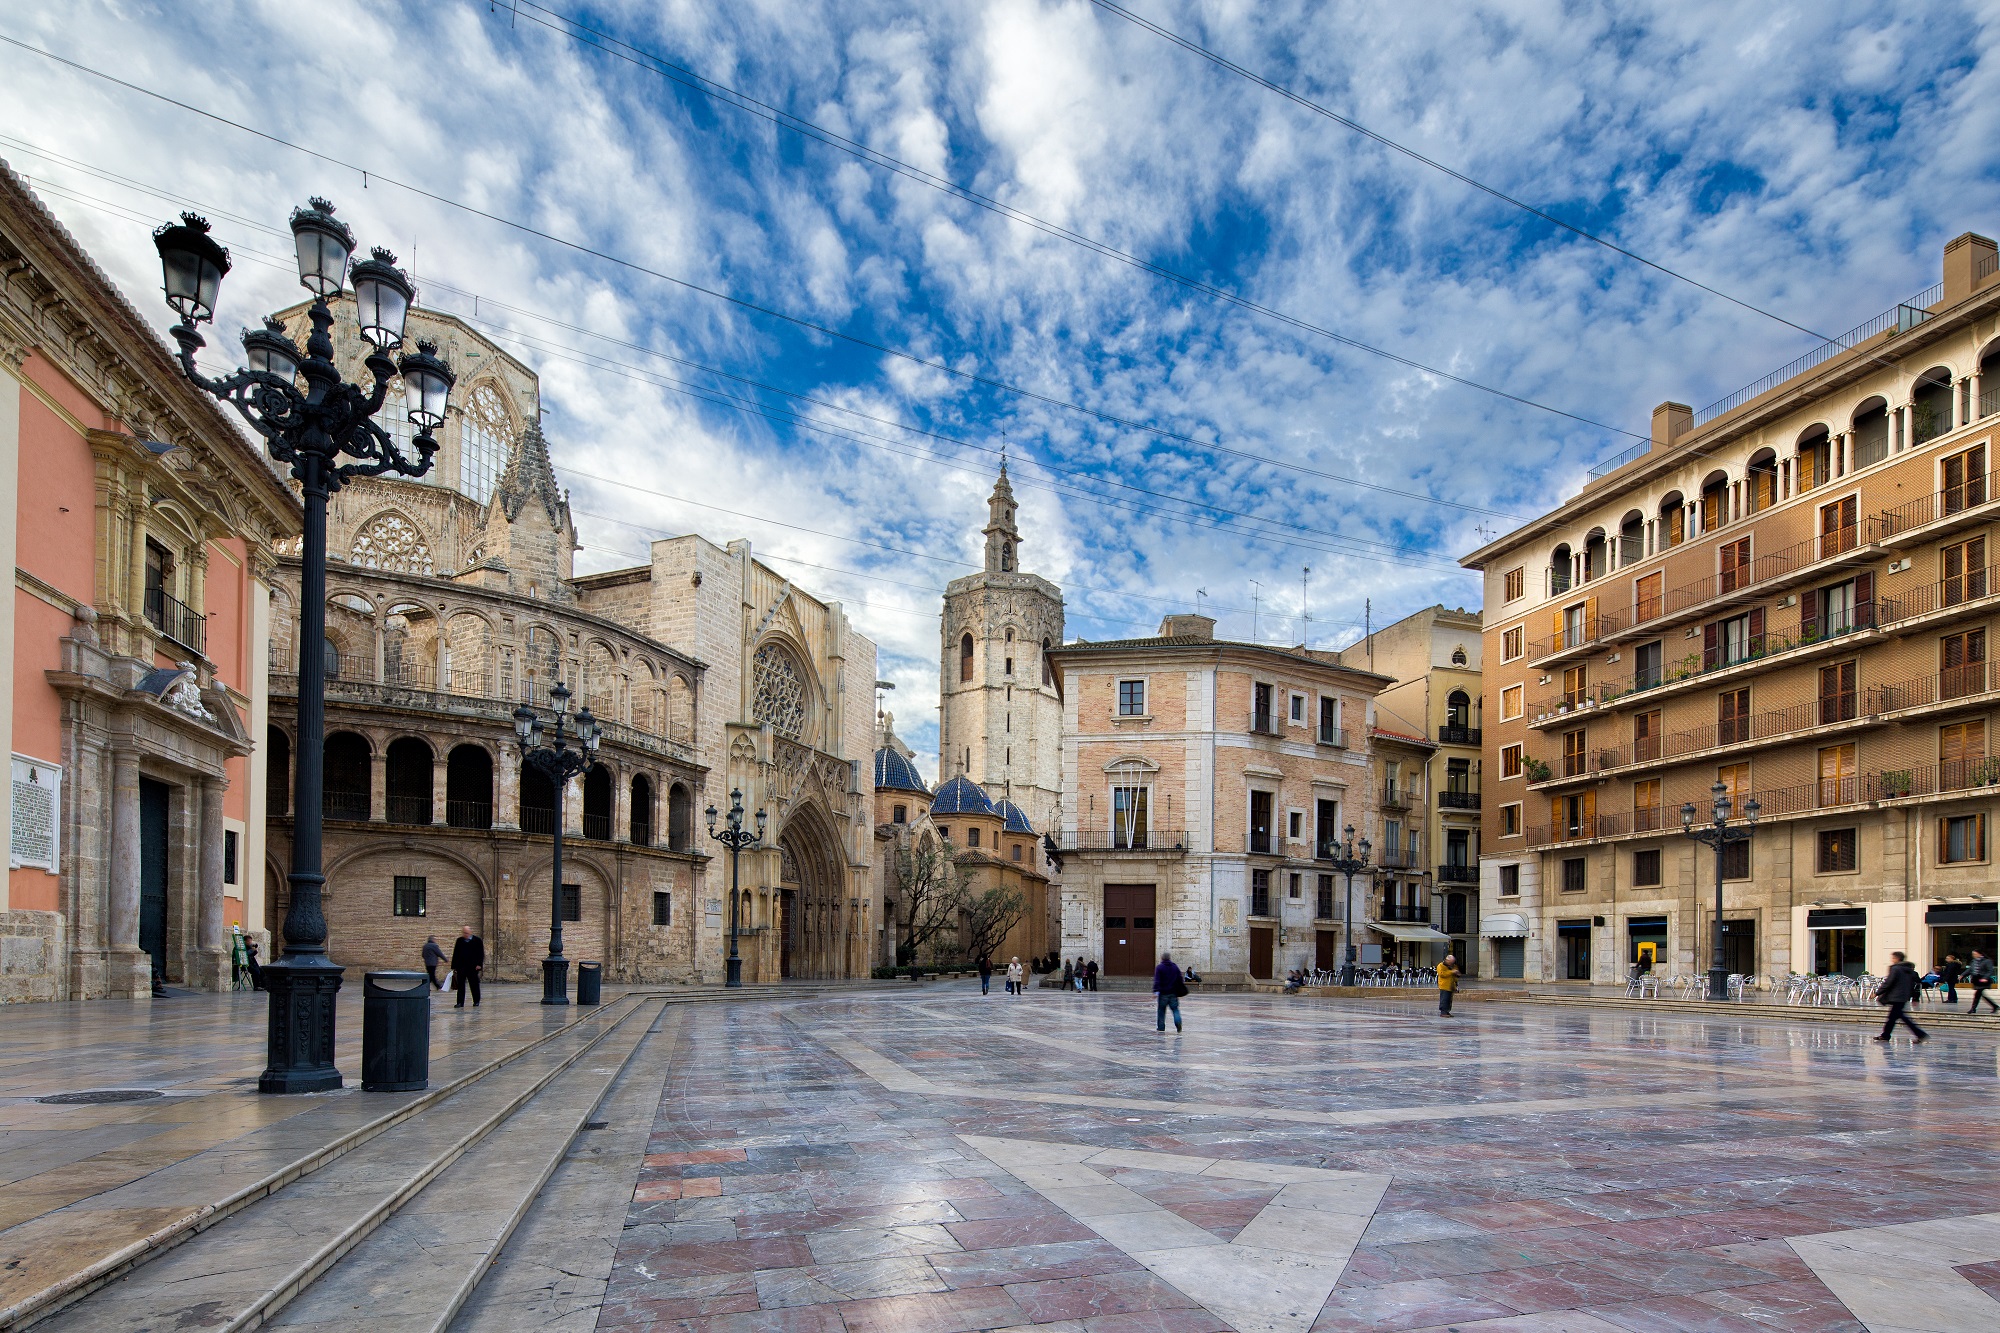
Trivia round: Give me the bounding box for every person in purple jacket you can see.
[1153,951,1186,1033]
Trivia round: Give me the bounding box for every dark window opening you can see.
[652,891,672,926]
[561,883,582,921]
[393,875,427,917]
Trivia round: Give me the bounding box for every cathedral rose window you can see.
[753,643,807,740]
[349,511,434,575]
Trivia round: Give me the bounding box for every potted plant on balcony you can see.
[1881,770,1912,798]
[1977,758,2000,787]
[1523,757,1552,782]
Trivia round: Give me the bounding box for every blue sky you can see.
[3,0,1997,779]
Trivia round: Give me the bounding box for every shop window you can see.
[393,876,427,917]
[1633,848,1661,886]
[1817,828,1857,874]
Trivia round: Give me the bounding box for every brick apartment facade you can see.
[1465,232,2000,984]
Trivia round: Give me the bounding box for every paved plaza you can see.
[3,985,2000,1331]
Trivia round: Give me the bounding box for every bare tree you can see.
[896,837,968,965]
[961,883,1029,967]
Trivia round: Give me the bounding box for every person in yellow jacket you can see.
[1436,954,1459,1017]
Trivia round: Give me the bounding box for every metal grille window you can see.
[1722,840,1751,880]
[652,891,671,926]
[393,876,427,917]
[561,883,582,922]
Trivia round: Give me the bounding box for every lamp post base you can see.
[258,957,344,1094]
[1707,966,1732,1001]
[1338,950,1357,988]
[541,956,571,1006]
[726,955,742,988]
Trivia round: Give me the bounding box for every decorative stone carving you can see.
[753,643,807,740]
[350,510,435,575]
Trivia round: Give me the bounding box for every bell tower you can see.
[939,465,1065,837]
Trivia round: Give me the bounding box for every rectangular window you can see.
[1117,679,1147,715]
[1941,813,1988,863]
[1561,858,1586,892]
[1817,829,1857,874]
[967,826,981,847]
[393,875,427,918]
[561,883,582,922]
[652,891,672,926]
[1943,444,1987,515]
[1500,744,1524,780]
[1504,567,1525,602]
[1562,602,1589,650]
[1721,840,1750,880]
[1004,656,1014,676]
[1816,745,1854,807]
[1112,786,1150,849]
[1717,688,1750,746]
[1562,728,1587,778]
[1719,613,1752,667]
[1718,762,1750,802]
[1633,848,1662,886]
[1287,810,1303,840]
[1289,694,1305,724]
[1315,798,1340,857]
[1942,629,1987,699]
[1498,864,1521,896]
[1634,571,1663,623]
[1634,640,1663,690]
[1941,719,1987,790]
[1011,843,1022,861]
[1319,695,1341,744]
[1500,684,1524,720]
[1316,874,1334,919]
[1819,495,1858,557]
[1562,665,1587,708]
[1288,872,1302,899]
[1249,790,1274,854]
[1943,537,1987,607]
[1502,626,1524,661]
[1634,710,1662,762]
[1559,791,1595,839]
[1718,538,1751,594]
[1250,869,1272,917]
[1664,505,1685,547]
[892,804,907,824]
[1253,682,1275,732]
[1500,802,1521,836]
[1819,661,1857,725]
[1634,778,1662,831]
[223,829,239,886]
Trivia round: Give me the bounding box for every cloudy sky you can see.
[3,0,1995,777]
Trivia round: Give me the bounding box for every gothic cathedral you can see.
[938,466,1065,837]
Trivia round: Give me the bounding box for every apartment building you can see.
[1465,231,2000,983]
[1046,613,1406,981]
[1341,605,1484,969]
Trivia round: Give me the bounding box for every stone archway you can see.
[777,799,847,980]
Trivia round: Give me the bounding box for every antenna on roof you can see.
[1195,587,1208,617]
[1301,566,1311,647]
[1250,579,1263,642]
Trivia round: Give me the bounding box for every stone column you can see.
[564,772,584,836]
[194,775,231,990]
[368,745,387,822]
[107,748,150,999]
[614,765,631,844]
[432,753,449,826]
[496,746,521,831]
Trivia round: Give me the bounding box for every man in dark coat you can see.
[1153,951,1185,1033]
[449,925,485,1008]
[1874,951,1927,1043]
[422,935,445,990]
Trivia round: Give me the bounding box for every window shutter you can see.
[1800,587,1818,630]
[1581,789,1596,827]
[1854,572,1874,626]
[1586,595,1598,638]
[1703,621,1719,670]
[1748,607,1765,656]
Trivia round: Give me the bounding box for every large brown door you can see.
[1102,884,1156,976]
[1315,930,1336,971]
[1249,926,1274,980]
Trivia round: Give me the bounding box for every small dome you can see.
[931,775,996,816]
[995,799,1035,834]
[874,747,929,795]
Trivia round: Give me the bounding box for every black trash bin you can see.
[362,970,432,1091]
[576,961,602,1006]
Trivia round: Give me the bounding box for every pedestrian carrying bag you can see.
[443,970,454,989]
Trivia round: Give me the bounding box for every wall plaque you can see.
[10,755,61,873]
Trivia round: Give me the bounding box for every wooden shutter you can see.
[1799,587,1819,636]
[1748,607,1765,657]
[1853,572,1874,627]
[1585,596,1598,640]
[1703,621,1719,670]
[1971,538,1988,601]
[1635,571,1662,622]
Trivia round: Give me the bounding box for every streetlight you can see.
[513,684,600,1005]
[1324,824,1372,987]
[153,200,453,1094]
[1681,781,1761,1002]
[706,788,766,988]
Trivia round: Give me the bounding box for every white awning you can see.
[1370,921,1453,942]
[1481,912,1530,937]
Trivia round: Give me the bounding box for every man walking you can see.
[1874,951,1927,1043]
[1153,950,1186,1032]
[1436,953,1460,1017]
[1970,950,1998,1015]
[449,925,485,1009]
[1085,959,1099,991]
[1938,953,1964,1004]
[422,935,445,990]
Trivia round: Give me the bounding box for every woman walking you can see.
[1006,956,1025,995]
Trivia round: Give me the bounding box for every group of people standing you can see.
[421,927,485,1007]
[1062,957,1100,992]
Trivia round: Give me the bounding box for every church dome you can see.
[931,775,996,816]
[874,746,930,795]
[994,799,1035,834]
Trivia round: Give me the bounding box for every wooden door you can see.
[1717,688,1750,745]
[1942,628,1987,699]
[1944,537,1986,606]
[1820,495,1857,556]
[1102,884,1156,976]
[1634,571,1663,622]
[139,778,170,984]
[1719,538,1750,593]
[1315,930,1336,971]
[1940,720,1986,790]
[1248,926,1274,980]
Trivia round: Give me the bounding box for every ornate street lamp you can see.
[1681,782,1761,1001]
[706,788,766,988]
[1324,824,1372,987]
[514,684,601,1005]
[154,200,453,1093]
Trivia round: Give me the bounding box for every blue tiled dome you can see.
[874,746,930,795]
[995,800,1035,834]
[931,775,996,816]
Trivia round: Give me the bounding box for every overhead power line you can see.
[0,32,1541,521]
[493,0,1646,446]
[1081,0,1844,350]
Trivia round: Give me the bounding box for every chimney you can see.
[1159,613,1215,640]
[1942,232,1997,307]
[1651,402,1693,451]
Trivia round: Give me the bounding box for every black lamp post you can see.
[1681,781,1761,1002]
[1324,824,1372,987]
[513,684,601,1005]
[154,201,453,1094]
[706,788,766,988]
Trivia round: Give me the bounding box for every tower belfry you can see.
[983,463,1019,573]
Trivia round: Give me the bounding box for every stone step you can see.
[1465,990,2000,1031]
[266,1000,661,1333]
[27,998,659,1333]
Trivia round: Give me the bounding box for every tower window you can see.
[960,632,974,682]
[1005,657,1014,675]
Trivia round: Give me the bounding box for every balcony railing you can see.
[1528,609,1624,664]
[1248,831,1277,855]
[1053,827,1189,853]
[1380,785,1411,810]
[1318,724,1351,748]
[1376,846,1419,869]
[1249,714,1283,737]
[385,794,432,826]
[582,811,613,841]
[1621,523,1885,638]
[1437,864,1478,885]
[1316,891,1335,920]
[144,585,206,654]
[1438,789,1480,810]
[631,817,653,847]
[521,805,557,836]
[445,799,492,830]
[1250,891,1273,918]
[324,788,370,822]
[1878,559,2000,626]
[1879,469,1998,540]
[1437,725,1481,746]
[1375,901,1432,923]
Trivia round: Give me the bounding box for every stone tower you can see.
[938,465,1065,836]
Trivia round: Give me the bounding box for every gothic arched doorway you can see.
[777,801,846,980]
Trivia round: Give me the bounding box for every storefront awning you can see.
[1370,921,1453,942]
[1481,912,1529,938]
